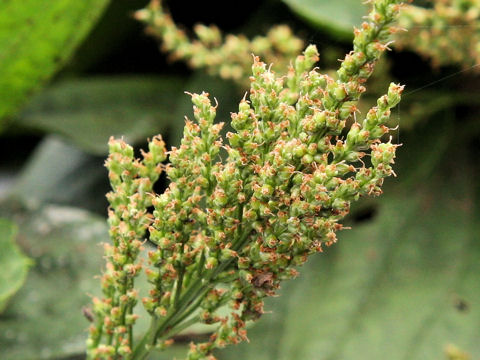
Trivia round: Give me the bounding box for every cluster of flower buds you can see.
[89,0,405,359]
[134,0,304,85]
[396,0,480,68]
[87,137,166,358]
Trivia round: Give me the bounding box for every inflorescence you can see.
[87,0,405,359]
[134,0,304,85]
[396,0,480,68]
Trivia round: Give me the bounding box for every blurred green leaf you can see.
[18,76,188,155]
[0,0,110,128]
[0,218,31,313]
[282,0,364,39]
[0,205,106,359]
[9,136,108,211]
[0,204,192,359]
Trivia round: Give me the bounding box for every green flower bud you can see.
[346,123,361,145]
[260,184,273,197]
[371,142,396,166]
[334,85,347,101]
[313,111,327,129]
[220,248,237,261]
[302,154,314,164]
[205,257,218,269]
[304,44,320,67]
[148,136,167,163]
[294,144,307,158]
[142,297,156,313]
[387,83,404,106]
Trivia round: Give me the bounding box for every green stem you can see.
[173,266,185,309]
[90,320,104,351]
[131,317,160,360]
[132,227,252,359]
[127,303,133,353]
[165,285,213,330]
[160,315,202,342]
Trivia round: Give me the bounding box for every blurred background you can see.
[0,0,479,359]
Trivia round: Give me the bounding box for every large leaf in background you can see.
[0,0,110,128]
[282,0,364,39]
[18,76,188,155]
[0,218,30,313]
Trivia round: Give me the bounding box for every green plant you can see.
[86,0,405,359]
[396,0,480,68]
[137,0,480,82]
[0,0,110,129]
[0,219,31,312]
[135,0,304,85]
